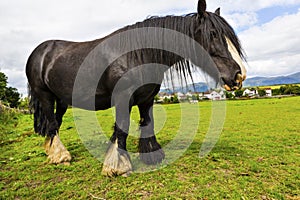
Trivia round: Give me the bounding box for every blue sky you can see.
[233,5,300,32]
[0,0,300,95]
[257,5,299,25]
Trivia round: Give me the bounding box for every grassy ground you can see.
[1,97,299,199]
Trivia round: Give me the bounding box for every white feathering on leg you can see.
[44,134,71,164]
[101,139,133,177]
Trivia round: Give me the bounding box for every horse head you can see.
[196,0,247,91]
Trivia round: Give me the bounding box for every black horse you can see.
[26,0,246,176]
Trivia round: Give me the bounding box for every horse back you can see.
[26,39,101,103]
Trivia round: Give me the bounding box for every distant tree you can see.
[4,87,20,108]
[154,95,160,103]
[234,89,243,98]
[162,95,179,104]
[273,85,300,96]
[19,97,30,110]
[172,94,179,103]
[0,71,21,108]
[225,91,234,99]
[191,94,198,101]
[291,85,300,95]
[279,86,286,94]
[258,89,266,97]
[278,85,300,95]
[272,88,281,96]
[170,96,174,102]
[163,97,170,104]
[283,85,293,95]
[0,72,8,98]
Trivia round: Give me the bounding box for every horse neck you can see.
[144,15,198,64]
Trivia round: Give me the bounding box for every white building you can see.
[176,92,186,101]
[243,89,257,97]
[264,88,272,97]
[204,91,226,101]
[243,88,272,97]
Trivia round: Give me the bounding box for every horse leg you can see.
[138,101,165,165]
[55,99,68,128]
[102,104,133,177]
[38,93,71,164]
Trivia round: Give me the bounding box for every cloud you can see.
[239,9,300,76]
[225,12,258,30]
[247,54,300,76]
[208,0,300,13]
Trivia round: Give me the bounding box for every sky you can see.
[1,0,300,95]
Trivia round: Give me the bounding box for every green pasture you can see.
[1,97,299,199]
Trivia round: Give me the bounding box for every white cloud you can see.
[247,54,300,77]
[239,10,300,76]
[208,0,300,13]
[225,12,258,30]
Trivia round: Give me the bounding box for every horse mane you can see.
[114,12,245,60]
[118,13,197,31]
[105,12,245,91]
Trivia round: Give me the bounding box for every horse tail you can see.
[28,84,47,136]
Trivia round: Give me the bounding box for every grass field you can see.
[1,97,299,199]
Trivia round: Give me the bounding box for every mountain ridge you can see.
[243,72,300,87]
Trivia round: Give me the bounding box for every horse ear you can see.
[197,0,207,16]
[215,8,221,15]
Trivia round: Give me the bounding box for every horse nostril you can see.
[235,73,244,89]
[235,73,243,83]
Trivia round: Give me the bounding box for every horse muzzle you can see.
[223,73,245,91]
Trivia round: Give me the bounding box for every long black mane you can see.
[116,12,245,59]
[105,12,245,89]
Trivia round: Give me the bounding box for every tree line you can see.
[228,85,300,99]
[0,71,28,109]
[272,85,300,96]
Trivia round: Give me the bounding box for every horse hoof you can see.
[101,140,133,177]
[101,167,132,177]
[44,135,72,164]
[140,148,165,165]
[48,150,72,164]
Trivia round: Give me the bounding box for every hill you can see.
[243,72,300,87]
[160,82,208,93]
